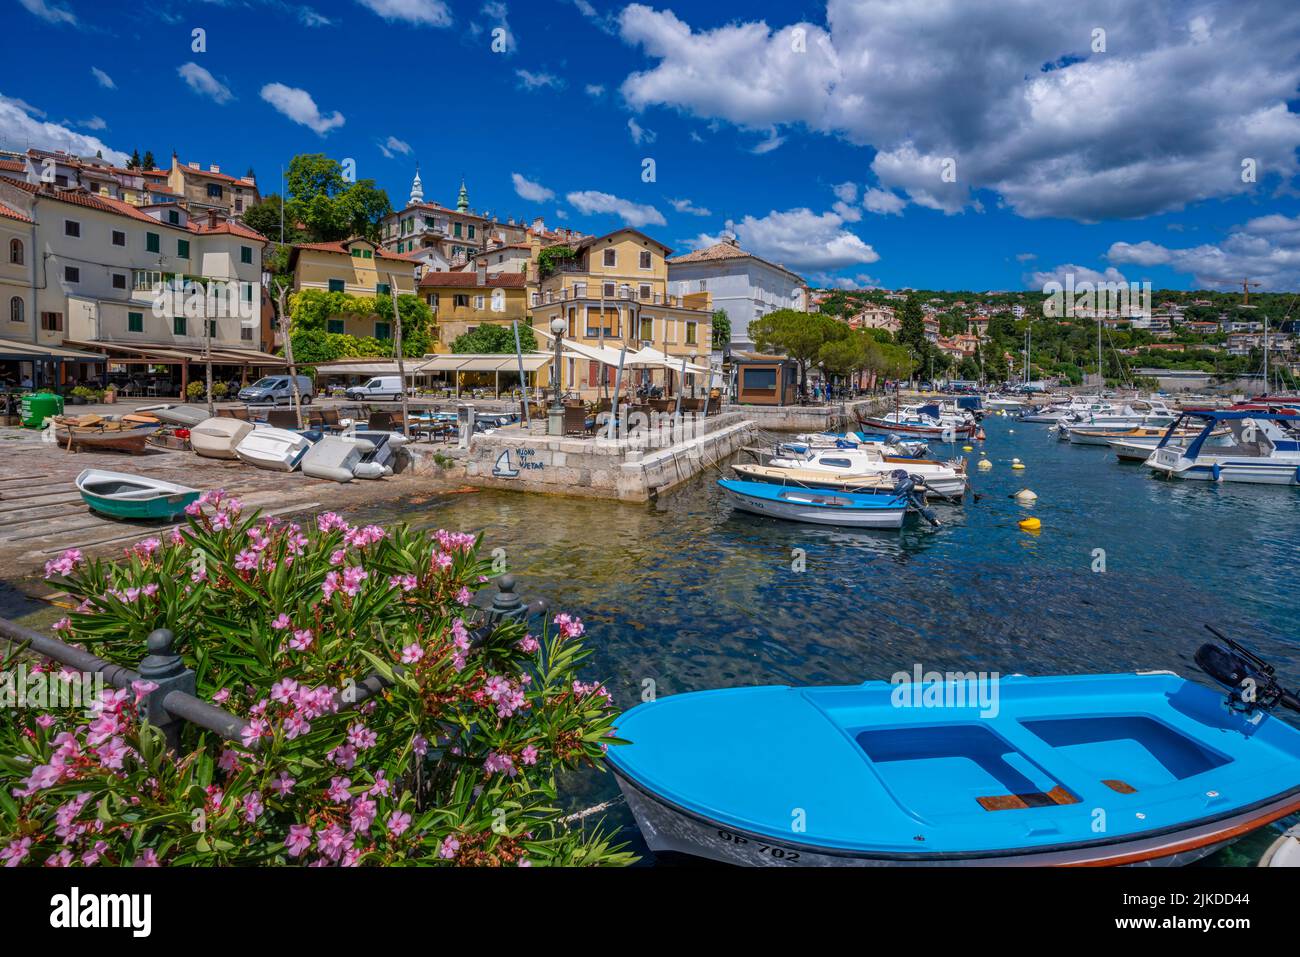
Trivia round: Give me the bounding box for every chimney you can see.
[209,164,220,174]
[476,259,487,285]
[188,162,200,170]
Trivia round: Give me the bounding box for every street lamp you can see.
[547,316,566,436]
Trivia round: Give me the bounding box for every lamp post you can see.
[547,316,566,436]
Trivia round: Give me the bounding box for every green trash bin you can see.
[20,391,63,429]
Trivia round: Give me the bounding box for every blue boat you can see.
[718,478,910,528]
[609,633,1300,866]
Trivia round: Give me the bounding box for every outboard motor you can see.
[890,470,940,527]
[1195,625,1300,715]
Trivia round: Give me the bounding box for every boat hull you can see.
[74,469,199,520]
[614,769,1298,867]
[720,483,906,528]
[859,416,973,439]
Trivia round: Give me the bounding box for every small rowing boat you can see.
[609,629,1300,866]
[718,478,909,528]
[75,468,199,520]
[53,415,158,454]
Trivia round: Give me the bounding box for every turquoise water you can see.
[353,413,1300,865]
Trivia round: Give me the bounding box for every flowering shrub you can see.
[0,492,632,867]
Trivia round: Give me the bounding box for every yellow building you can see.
[288,238,419,341]
[419,266,529,353]
[167,154,260,219]
[529,229,712,396]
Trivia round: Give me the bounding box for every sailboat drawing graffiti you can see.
[492,448,543,478]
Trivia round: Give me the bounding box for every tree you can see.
[536,245,576,280]
[749,309,848,393]
[241,194,301,248]
[711,308,731,350]
[896,294,932,382]
[374,293,435,358]
[284,154,392,243]
[127,149,141,170]
[142,150,156,171]
[451,323,537,354]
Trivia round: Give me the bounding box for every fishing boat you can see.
[53,415,158,454]
[784,431,930,458]
[234,427,314,472]
[1146,410,1300,484]
[75,469,199,520]
[608,629,1300,866]
[717,478,910,529]
[190,417,254,460]
[768,445,968,498]
[732,463,897,493]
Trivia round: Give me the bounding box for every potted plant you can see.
[185,380,206,402]
[103,383,116,405]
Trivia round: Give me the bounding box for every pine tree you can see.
[142,151,156,171]
[128,149,141,170]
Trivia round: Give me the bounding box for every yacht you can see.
[1146,410,1300,484]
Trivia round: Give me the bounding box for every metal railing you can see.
[0,575,546,752]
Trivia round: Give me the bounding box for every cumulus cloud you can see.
[377,135,411,159]
[566,190,666,227]
[18,0,76,25]
[178,63,234,105]
[90,67,115,90]
[1028,263,1133,290]
[355,0,452,26]
[690,207,878,270]
[516,69,564,90]
[260,83,345,135]
[585,84,605,98]
[79,116,107,131]
[1108,215,1300,290]
[615,1,1300,222]
[669,197,711,216]
[512,172,555,202]
[0,95,128,165]
[627,117,656,145]
[861,186,907,216]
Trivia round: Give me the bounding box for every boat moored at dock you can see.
[1146,410,1300,484]
[717,478,911,528]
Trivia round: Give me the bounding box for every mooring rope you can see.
[559,795,626,825]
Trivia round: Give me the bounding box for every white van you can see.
[238,375,314,405]
[345,376,404,401]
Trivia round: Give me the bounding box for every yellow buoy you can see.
[962,444,973,452]
[977,458,992,470]
[1012,462,1025,470]
[1018,517,1041,531]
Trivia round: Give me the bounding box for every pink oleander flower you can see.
[412,734,429,756]
[289,628,314,651]
[317,511,349,533]
[517,634,539,653]
[283,711,311,739]
[328,744,357,769]
[51,617,71,632]
[271,613,292,630]
[211,510,232,531]
[456,586,472,606]
[432,552,453,571]
[387,811,411,837]
[270,678,299,704]
[242,791,264,824]
[133,849,160,867]
[240,717,270,747]
[399,643,424,664]
[349,794,377,833]
[388,574,418,592]
[553,613,585,639]
[218,748,242,773]
[43,548,84,579]
[213,688,231,704]
[368,770,392,797]
[347,723,377,750]
[327,777,351,803]
[518,858,531,867]
[285,824,312,858]
[132,538,160,558]
[81,841,108,867]
[131,679,158,703]
[271,771,295,796]
[483,751,517,777]
[439,835,460,860]
[521,745,539,766]
[35,714,55,729]
[329,549,346,566]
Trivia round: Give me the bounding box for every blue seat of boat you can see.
[609,673,1300,857]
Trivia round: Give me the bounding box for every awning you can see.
[417,353,553,373]
[532,326,628,366]
[626,346,711,375]
[0,338,107,362]
[63,341,287,366]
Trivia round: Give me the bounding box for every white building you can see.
[667,237,808,352]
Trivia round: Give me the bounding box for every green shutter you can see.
[328,278,345,292]
[240,246,253,264]
[177,239,190,258]
[146,232,159,253]
[128,311,143,332]
[377,283,390,295]
[173,315,186,336]
[375,322,391,340]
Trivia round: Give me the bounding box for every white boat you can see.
[1146,411,1300,484]
[300,435,374,483]
[984,394,1027,412]
[1260,825,1300,867]
[718,478,909,529]
[1107,428,1231,461]
[190,417,254,460]
[234,427,314,472]
[141,404,210,428]
[769,445,968,498]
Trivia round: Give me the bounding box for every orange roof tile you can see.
[419,271,527,289]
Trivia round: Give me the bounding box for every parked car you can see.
[238,375,314,405]
[344,376,404,401]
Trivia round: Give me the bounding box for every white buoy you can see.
[1014,488,1037,503]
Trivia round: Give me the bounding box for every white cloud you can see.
[566,190,666,227]
[690,207,878,270]
[300,7,332,27]
[18,0,76,25]
[79,116,107,131]
[812,272,882,290]
[512,172,555,202]
[565,0,617,34]
[861,186,907,216]
[355,0,452,26]
[260,83,345,135]
[669,197,711,216]
[750,128,785,154]
[1107,215,1300,289]
[1015,252,1037,262]
[377,135,411,159]
[1028,263,1132,290]
[480,1,516,53]
[585,84,605,97]
[90,67,115,90]
[516,70,564,90]
[627,117,656,145]
[615,1,1300,222]
[178,63,234,105]
[0,95,128,165]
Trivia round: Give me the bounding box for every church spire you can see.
[409,164,423,206]
[456,178,469,212]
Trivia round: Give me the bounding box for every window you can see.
[128,311,143,332]
[111,230,125,247]
[376,283,390,296]
[361,249,372,259]
[134,270,162,291]
[146,232,159,253]
[639,284,652,301]
[8,238,21,265]
[467,225,475,239]
[374,322,391,340]
[453,222,463,238]
[639,316,653,340]
[327,319,345,334]
[743,368,777,392]
[177,239,190,258]
[173,316,186,336]
[240,282,253,303]
[328,278,345,293]
[603,248,617,267]
[9,297,22,323]
[63,266,79,283]
[207,183,223,198]
[454,294,469,308]
[697,280,708,292]
[602,282,616,298]
[167,210,180,225]
[351,248,363,258]
[240,246,253,264]
[474,295,485,310]
[64,220,80,238]
[41,311,63,331]
[686,321,698,345]
[112,273,126,290]
[639,251,652,269]
[234,198,243,213]
[207,319,218,338]
[427,293,440,308]
[241,326,253,340]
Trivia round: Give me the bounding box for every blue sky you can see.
[4,0,1300,293]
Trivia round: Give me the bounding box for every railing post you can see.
[138,629,196,752]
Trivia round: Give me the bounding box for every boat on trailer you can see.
[75,469,199,520]
[609,629,1300,866]
[1146,410,1300,484]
